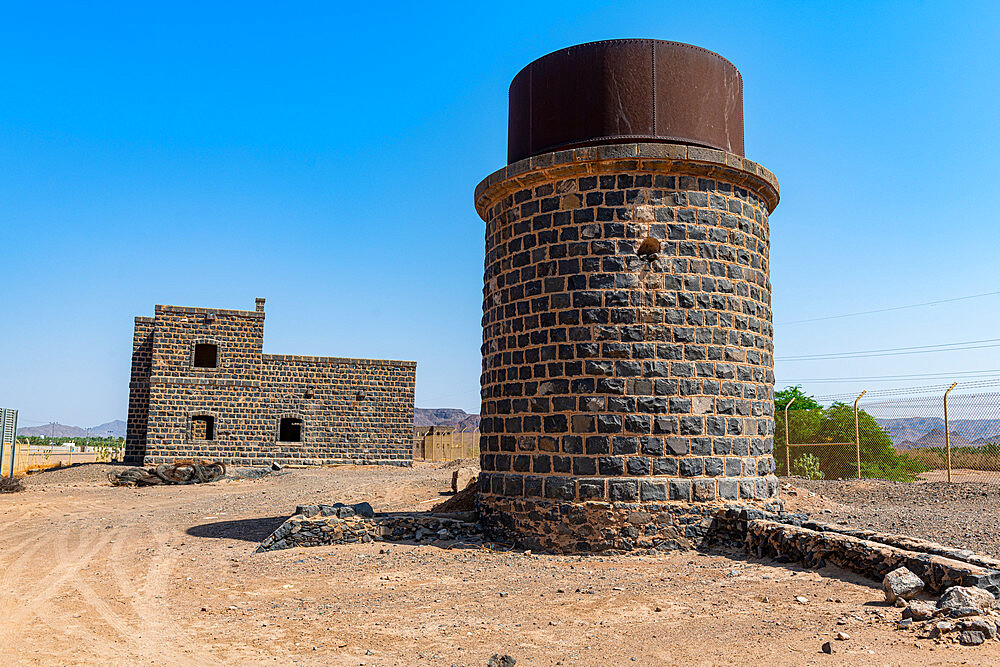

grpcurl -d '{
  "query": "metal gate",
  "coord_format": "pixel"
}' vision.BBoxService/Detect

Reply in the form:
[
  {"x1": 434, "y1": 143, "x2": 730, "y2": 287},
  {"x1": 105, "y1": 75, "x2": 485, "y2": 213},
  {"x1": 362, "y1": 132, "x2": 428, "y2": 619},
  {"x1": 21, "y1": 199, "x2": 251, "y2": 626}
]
[{"x1": 1, "y1": 408, "x2": 17, "y2": 478}]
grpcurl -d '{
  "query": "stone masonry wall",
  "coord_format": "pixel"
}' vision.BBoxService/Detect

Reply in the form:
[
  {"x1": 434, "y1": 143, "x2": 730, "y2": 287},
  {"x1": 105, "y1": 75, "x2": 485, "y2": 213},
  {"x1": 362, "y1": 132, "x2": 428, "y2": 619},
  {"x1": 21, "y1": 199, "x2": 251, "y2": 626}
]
[
  {"x1": 127, "y1": 300, "x2": 415, "y2": 467},
  {"x1": 473, "y1": 143, "x2": 780, "y2": 551},
  {"x1": 476, "y1": 144, "x2": 779, "y2": 504},
  {"x1": 123, "y1": 317, "x2": 154, "y2": 465},
  {"x1": 260, "y1": 355, "x2": 415, "y2": 465}
]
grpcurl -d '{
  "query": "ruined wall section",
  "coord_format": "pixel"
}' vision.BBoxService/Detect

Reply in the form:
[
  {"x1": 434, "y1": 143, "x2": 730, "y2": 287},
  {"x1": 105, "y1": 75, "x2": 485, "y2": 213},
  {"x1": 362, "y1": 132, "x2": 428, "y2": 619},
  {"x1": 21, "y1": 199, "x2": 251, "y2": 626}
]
[
  {"x1": 260, "y1": 355, "x2": 415, "y2": 465},
  {"x1": 123, "y1": 316, "x2": 155, "y2": 464}
]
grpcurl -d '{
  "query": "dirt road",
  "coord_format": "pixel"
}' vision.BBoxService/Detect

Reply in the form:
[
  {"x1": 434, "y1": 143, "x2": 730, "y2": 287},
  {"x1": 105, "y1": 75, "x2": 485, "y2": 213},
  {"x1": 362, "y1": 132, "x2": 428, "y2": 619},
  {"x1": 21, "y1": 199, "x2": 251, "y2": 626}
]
[{"x1": 1, "y1": 463, "x2": 996, "y2": 666}]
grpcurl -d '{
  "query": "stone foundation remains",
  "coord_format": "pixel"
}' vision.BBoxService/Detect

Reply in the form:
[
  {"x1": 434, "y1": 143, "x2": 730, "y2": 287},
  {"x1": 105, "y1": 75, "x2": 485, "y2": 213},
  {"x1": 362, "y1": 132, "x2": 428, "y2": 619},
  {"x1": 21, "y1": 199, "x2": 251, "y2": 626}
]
[
  {"x1": 256, "y1": 503, "x2": 481, "y2": 552},
  {"x1": 255, "y1": 499, "x2": 1000, "y2": 603}
]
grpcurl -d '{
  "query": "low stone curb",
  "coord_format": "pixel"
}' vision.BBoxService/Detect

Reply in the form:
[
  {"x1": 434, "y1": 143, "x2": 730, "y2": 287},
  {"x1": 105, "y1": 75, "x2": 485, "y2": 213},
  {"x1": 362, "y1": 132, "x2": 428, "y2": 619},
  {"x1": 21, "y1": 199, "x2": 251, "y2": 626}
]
[{"x1": 743, "y1": 518, "x2": 1000, "y2": 596}]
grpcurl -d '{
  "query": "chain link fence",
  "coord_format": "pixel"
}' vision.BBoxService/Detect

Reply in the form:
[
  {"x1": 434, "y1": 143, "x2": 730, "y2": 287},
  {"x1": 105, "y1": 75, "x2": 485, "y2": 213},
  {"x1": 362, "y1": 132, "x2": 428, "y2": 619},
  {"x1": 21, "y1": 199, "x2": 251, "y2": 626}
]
[
  {"x1": 776, "y1": 385, "x2": 1000, "y2": 482},
  {"x1": 413, "y1": 428, "x2": 481, "y2": 461}
]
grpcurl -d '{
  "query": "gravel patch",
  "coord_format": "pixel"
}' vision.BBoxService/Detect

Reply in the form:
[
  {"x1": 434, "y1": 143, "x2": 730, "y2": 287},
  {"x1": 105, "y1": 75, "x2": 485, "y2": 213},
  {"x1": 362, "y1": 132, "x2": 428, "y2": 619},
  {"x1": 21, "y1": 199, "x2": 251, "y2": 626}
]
[{"x1": 790, "y1": 478, "x2": 1000, "y2": 559}]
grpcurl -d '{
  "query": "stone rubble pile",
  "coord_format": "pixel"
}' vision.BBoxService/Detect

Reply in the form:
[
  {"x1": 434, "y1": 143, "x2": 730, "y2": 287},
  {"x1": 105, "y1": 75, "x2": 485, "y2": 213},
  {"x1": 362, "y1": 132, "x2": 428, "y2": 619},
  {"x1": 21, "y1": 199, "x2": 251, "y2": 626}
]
[
  {"x1": 885, "y1": 568, "x2": 1000, "y2": 648},
  {"x1": 256, "y1": 503, "x2": 482, "y2": 552}
]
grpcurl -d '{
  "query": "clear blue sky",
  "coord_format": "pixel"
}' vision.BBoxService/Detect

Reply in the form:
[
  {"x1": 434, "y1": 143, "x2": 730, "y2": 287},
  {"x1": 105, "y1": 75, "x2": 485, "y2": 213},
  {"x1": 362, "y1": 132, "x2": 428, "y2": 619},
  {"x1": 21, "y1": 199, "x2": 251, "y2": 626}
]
[{"x1": 2, "y1": 1, "x2": 999, "y2": 428}]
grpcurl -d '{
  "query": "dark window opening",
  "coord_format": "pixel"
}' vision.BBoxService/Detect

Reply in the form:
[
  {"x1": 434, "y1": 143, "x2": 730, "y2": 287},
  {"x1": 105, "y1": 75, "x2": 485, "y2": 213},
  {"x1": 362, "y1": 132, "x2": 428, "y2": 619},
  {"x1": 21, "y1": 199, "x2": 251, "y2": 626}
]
[
  {"x1": 194, "y1": 343, "x2": 218, "y2": 368},
  {"x1": 279, "y1": 417, "x2": 303, "y2": 442},
  {"x1": 192, "y1": 415, "x2": 215, "y2": 440}
]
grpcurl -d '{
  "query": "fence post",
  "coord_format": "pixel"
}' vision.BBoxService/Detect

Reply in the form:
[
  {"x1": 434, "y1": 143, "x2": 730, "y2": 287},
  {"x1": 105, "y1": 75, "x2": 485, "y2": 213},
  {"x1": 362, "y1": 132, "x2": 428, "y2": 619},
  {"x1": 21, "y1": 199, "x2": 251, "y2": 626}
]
[
  {"x1": 784, "y1": 397, "x2": 795, "y2": 476},
  {"x1": 853, "y1": 390, "x2": 867, "y2": 479},
  {"x1": 943, "y1": 382, "x2": 957, "y2": 483}
]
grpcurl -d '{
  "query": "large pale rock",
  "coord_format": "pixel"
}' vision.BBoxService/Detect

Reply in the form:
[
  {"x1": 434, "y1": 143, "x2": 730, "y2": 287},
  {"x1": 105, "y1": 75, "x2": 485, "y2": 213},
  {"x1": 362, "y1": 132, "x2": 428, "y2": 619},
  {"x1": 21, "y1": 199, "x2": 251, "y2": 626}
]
[
  {"x1": 937, "y1": 586, "x2": 997, "y2": 613},
  {"x1": 903, "y1": 600, "x2": 938, "y2": 621},
  {"x1": 883, "y1": 567, "x2": 924, "y2": 603}
]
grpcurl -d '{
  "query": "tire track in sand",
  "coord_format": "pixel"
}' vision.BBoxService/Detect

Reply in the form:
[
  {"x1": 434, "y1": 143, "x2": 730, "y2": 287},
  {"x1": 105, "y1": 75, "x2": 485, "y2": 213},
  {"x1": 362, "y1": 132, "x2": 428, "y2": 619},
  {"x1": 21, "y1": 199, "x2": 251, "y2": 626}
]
[{"x1": 0, "y1": 529, "x2": 114, "y2": 655}]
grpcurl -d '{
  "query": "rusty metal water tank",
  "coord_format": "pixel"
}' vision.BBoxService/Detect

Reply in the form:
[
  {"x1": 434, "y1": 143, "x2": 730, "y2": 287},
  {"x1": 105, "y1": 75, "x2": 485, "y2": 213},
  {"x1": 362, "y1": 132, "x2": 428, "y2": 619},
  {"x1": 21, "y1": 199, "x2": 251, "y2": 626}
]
[{"x1": 507, "y1": 39, "x2": 744, "y2": 164}]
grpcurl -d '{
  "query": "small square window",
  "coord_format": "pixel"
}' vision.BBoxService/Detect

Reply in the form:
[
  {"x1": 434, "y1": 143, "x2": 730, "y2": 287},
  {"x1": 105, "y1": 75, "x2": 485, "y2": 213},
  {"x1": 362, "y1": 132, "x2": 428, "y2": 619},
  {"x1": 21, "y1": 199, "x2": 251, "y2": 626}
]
[
  {"x1": 192, "y1": 415, "x2": 215, "y2": 440},
  {"x1": 279, "y1": 417, "x2": 303, "y2": 442},
  {"x1": 194, "y1": 343, "x2": 218, "y2": 368}
]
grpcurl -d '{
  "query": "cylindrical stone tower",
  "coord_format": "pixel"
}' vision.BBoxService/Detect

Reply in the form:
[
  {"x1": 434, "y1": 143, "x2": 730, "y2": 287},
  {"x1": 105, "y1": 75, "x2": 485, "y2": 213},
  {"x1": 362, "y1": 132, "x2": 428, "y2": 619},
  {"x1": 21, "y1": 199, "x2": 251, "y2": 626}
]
[{"x1": 474, "y1": 40, "x2": 781, "y2": 552}]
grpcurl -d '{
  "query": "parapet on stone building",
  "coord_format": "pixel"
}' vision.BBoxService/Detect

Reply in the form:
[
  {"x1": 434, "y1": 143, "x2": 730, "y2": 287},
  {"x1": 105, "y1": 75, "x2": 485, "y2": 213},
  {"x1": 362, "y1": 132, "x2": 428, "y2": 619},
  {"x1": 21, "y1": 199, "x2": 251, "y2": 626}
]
[{"x1": 124, "y1": 298, "x2": 415, "y2": 467}]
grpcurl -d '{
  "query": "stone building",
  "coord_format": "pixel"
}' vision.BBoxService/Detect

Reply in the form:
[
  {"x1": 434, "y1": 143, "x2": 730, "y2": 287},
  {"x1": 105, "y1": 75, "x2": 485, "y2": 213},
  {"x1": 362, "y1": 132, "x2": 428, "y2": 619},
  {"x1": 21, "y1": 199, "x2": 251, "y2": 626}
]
[
  {"x1": 473, "y1": 40, "x2": 781, "y2": 551},
  {"x1": 124, "y1": 298, "x2": 415, "y2": 467}
]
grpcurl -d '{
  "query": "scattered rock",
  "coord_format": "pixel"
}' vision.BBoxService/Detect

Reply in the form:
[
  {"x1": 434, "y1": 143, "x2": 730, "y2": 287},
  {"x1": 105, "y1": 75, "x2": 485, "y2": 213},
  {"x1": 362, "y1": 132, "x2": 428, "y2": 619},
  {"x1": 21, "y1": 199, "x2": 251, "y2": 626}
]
[
  {"x1": 487, "y1": 654, "x2": 516, "y2": 667},
  {"x1": 432, "y1": 478, "x2": 477, "y2": 513},
  {"x1": 903, "y1": 600, "x2": 937, "y2": 621},
  {"x1": 795, "y1": 596, "x2": 809, "y2": 604},
  {"x1": 835, "y1": 632, "x2": 849, "y2": 641},
  {"x1": 821, "y1": 641, "x2": 833, "y2": 654},
  {"x1": 958, "y1": 616, "x2": 997, "y2": 639},
  {"x1": 959, "y1": 630, "x2": 986, "y2": 646},
  {"x1": 937, "y1": 586, "x2": 996, "y2": 614},
  {"x1": 929, "y1": 621, "x2": 954, "y2": 639},
  {"x1": 882, "y1": 567, "x2": 924, "y2": 603},
  {"x1": 948, "y1": 606, "x2": 982, "y2": 619}
]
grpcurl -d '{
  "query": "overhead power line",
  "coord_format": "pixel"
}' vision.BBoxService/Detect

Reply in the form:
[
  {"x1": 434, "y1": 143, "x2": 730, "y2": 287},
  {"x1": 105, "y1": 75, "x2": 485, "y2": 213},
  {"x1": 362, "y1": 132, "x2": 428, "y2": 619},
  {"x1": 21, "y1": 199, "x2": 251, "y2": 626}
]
[
  {"x1": 813, "y1": 378, "x2": 1000, "y2": 401},
  {"x1": 776, "y1": 290, "x2": 1000, "y2": 326},
  {"x1": 776, "y1": 338, "x2": 1000, "y2": 361},
  {"x1": 777, "y1": 369, "x2": 1000, "y2": 383}
]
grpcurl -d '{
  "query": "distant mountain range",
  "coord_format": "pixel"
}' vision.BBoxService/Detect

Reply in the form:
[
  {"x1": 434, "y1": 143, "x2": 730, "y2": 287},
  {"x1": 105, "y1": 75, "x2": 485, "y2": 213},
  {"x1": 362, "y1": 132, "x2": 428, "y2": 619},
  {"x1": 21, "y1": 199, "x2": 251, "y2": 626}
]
[
  {"x1": 894, "y1": 427, "x2": 999, "y2": 450},
  {"x1": 414, "y1": 408, "x2": 480, "y2": 431},
  {"x1": 12, "y1": 410, "x2": 996, "y2": 445},
  {"x1": 876, "y1": 417, "x2": 1000, "y2": 444},
  {"x1": 876, "y1": 417, "x2": 1000, "y2": 448},
  {"x1": 18, "y1": 419, "x2": 126, "y2": 438}
]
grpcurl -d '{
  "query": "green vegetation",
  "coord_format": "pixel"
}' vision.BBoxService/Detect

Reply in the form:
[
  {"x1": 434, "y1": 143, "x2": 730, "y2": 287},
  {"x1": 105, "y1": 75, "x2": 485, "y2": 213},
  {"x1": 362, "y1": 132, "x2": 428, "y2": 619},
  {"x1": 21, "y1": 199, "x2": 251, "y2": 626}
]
[
  {"x1": 775, "y1": 385, "x2": 822, "y2": 412},
  {"x1": 774, "y1": 386, "x2": 927, "y2": 481},
  {"x1": 790, "y1": 453, "x2": 824, "y2": 480},
  {"x1": 20, "y1": 435, "x2": 123, "y2": 448}
]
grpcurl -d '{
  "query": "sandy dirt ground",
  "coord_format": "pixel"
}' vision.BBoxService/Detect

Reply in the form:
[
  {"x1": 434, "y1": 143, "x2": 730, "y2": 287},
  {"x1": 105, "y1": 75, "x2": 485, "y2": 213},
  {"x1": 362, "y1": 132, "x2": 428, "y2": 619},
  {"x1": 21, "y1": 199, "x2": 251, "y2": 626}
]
[{"x1": 1, "y1": 463, "x2": 998, "y2": 666}]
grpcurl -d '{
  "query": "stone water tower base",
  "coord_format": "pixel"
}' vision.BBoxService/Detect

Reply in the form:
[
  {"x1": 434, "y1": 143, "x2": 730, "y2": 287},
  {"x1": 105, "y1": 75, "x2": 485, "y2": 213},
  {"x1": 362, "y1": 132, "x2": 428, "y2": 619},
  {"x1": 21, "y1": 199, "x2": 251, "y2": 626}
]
[{"x1": 477, "y1": 496, "x2": 782, "y2": 552}]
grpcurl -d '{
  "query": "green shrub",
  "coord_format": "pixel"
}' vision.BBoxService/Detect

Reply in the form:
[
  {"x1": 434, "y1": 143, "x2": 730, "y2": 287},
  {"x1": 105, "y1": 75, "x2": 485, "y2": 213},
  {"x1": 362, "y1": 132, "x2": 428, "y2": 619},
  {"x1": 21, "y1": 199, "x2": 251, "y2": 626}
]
[{"x1": 791, "y1": 453, "x2": 825, "y2": 480}]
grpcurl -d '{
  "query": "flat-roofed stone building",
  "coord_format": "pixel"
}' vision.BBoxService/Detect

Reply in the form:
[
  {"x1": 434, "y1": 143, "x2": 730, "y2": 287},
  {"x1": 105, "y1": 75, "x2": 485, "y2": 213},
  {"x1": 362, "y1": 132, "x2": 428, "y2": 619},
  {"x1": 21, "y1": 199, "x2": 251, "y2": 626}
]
[{"x1": 124, "y1": 298, "x2": 415, "y2": 467}]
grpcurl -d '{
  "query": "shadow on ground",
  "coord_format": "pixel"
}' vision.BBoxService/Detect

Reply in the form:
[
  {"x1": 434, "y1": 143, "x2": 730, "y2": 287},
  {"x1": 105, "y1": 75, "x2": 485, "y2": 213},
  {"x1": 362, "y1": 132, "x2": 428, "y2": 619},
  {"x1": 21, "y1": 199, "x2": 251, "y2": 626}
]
[
  {"x1": 187, "y1": 516, "x2": 289, "y2": 542},
  {"x1": 707, "y1": 546, "x2": 882, "y2": 590}
]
